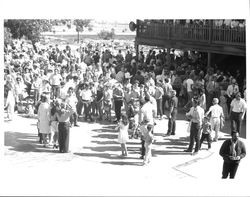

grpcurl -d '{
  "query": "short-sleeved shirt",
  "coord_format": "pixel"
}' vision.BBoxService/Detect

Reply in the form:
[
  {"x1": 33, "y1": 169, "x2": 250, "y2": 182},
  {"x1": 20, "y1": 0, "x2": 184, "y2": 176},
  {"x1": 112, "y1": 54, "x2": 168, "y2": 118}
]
[{"x1": 231, "y1": 98, "x2": 247, "y2": 113}]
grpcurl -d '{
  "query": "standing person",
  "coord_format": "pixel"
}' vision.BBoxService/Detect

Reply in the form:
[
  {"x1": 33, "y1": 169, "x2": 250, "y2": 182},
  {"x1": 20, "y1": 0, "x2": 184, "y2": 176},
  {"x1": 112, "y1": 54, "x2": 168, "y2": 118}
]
[
  {"x1": 184, "y1": 98, "x2": 204, "y2": 155},
  {"x1": 199, "y1": 116, "x2": 212, "y2": 150},
  {"x1": 65, "y1": 87, "x2": 79, "y2": 127},
  {"x1": 49, "y1": 68, "x2": 62, "y2": 99},
  {"x1": 226, "y1": 78, "x2": 239, "y2": 114},
  {"x1": 205, "y1": 98, "x2": 224, "y2": 142},
  {"x1": 80, "y1": 83, "x2": 93, "y2": 122},
  {"x1": 143, "y1": 124, "x2": 154, "y2": 165},
  {"x1": 49, "y1": 100, "x2": 59, "y2": 149},
  {"x1": 166, "y1": 90, "x2": 178, "y2": 136},
  {"x1": 4, "y1": 83, "x2": 16, "y2": 121},
  {"x1": 55, "y1": 101, "x2": 74, "y2": 153},
  {"x1": 117, "y1": 114, "x2": 129, "y2": 157},
  {"x1": 219, "y1": 131, "x2": 246, "y2": 179},
  {"x1": 96, "y1": 84, "x2": 104, "y2": 121},
  {"x1": 155, "y1": 82, "x2": 164, "y2": 119},
  {"x1": 113, "y1": 83, "x2": 124, "y2": 123},
  {"x1": 230, "y1": 92, "x2": 247, "y2": 134},
  {"x1": 37, "y1": 95, "x2": 51, "y2": 147}
]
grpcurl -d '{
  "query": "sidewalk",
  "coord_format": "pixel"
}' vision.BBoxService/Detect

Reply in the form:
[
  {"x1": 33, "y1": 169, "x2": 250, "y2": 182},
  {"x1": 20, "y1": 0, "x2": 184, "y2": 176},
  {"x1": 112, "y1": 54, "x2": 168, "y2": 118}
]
[{"x1": 2, "y1": 112, "x2": 249, "y2": 196}]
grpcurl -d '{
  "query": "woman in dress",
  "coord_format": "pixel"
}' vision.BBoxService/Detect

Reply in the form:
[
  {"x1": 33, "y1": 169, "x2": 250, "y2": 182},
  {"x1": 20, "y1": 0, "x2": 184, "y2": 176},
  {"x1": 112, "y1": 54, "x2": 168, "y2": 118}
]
[
  {"x1": 37, "y1": 95, "x2": 51, "y2": 147},
  {"x1": 117, "y1": 114, "x2": 129, "y2": 156}
]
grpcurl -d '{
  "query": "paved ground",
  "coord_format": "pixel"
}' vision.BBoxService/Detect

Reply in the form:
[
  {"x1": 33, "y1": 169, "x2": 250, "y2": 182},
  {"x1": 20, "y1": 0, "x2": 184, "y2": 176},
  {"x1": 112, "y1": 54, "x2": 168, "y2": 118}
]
[{"x1": 1, "y1": 111, "x2": 249, "y2": 196}]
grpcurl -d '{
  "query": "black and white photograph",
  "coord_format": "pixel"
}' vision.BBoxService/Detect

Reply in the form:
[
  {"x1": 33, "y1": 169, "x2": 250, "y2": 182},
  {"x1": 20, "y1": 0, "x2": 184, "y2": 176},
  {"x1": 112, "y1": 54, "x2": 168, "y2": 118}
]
[{"x1": 1, "y1": 0, "x2": 249, "y2": 196}]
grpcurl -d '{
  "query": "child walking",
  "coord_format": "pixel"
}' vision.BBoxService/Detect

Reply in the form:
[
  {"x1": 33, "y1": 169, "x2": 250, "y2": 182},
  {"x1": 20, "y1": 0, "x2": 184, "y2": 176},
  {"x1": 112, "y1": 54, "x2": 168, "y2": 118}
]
[{"x1": 199, "y1": 116, "x2": 212, "y2": 150}]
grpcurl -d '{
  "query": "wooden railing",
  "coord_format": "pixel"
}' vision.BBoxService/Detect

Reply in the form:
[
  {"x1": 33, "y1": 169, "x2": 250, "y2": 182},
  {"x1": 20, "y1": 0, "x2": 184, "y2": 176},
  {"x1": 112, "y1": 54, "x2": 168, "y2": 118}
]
[{"x1": 137, "y1": 21, "x2": 245, "y2": 46}]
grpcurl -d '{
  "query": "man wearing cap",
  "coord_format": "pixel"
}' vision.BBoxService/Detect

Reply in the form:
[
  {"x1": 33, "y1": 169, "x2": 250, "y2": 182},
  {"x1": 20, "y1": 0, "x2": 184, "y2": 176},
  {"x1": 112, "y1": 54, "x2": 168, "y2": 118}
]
[
  {"x1": 166, "y1": 90, "x2": 178, "y2": 136},
  {"x1": 184, "y1": 98, "x2": 205, "y2": 155},
  {"x1": 219, "y1": 131, "x2": 246, "y2": 178},
  {"x1": 205, "y1": 98, "x2": 224, "y2": 142},
  {"x1": 230, "y1": 92, "x2": 246, "y2": 134}
]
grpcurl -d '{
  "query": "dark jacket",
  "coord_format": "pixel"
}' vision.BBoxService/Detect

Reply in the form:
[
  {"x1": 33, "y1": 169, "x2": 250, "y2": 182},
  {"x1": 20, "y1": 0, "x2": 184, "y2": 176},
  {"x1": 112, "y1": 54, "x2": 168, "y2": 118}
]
[{"x1": 219, "y1": 139, "x2": 246, "y2": 164}]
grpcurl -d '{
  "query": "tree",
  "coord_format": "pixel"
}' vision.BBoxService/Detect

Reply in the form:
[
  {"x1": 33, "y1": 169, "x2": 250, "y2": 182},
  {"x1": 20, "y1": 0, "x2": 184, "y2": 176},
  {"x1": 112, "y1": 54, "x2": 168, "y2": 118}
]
[
  {"x1": 4, "y1": 27, "x2": 12, "y2": 46},
  {"x1": 4, "y1": 19, "x2": 52, "y2": 52},
  {"x1": 97, "y1": 30, "x2": 115, "y2": 40},
  {"x1": 73, "y1": 19, "x2": 92, "y2": 43}
]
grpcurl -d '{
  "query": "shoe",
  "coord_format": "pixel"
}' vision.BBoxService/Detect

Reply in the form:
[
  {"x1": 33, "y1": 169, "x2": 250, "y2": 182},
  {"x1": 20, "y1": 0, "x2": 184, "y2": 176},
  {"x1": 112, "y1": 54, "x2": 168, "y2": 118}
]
[
  {"x1": 192, "y1": 151, "x2": 198, "y2": 156},
  {"x1": 74, "y1": 124, "x2": 80, "y2": 127},
  {"x1": 164, "y1": 133, "x2": 171, "y2": 137},
  {"x1": 184, "y1": 149, "x2": 192, "y2": 152},
  {"x1": 213, "y1": 139, "x2": 218, "y2": 142},
  {"x1": 171, "y1": 133, "x2": 175, "y2": 135},
  {"x1": 140, "y1": 155, "x2": 144, "y2": 159}
]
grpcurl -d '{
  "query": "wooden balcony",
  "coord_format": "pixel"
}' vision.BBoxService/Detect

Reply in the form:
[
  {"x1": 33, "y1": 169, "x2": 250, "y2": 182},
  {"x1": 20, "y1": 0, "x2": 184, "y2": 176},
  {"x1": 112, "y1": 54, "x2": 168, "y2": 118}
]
[{"x1": 135, "y1": 20, "x2": 246, "y2": 56}]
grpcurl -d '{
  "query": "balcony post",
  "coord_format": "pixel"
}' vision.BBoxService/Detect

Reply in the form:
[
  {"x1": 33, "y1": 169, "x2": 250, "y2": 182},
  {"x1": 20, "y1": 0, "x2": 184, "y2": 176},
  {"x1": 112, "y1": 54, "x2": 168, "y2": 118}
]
[{"x1": 207, "y1": 52, "x2": 211, "y2": 67}]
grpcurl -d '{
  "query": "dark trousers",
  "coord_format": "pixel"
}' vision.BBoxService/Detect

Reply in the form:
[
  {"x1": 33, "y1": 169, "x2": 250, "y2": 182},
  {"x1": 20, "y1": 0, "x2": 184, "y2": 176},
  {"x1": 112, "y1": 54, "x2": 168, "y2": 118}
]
[
  {"x1": 200, "y1": 133, "x2": 212, "y2": 149},
  {"x1": 141, "y1": 139, "x2": 145, "y2": 156},
  {"x1": 96, "y1": 101, "x2": 103, "y2": 119},
  {"x1": 76, "y1": 101, "x2": 83, "y2": 116},
  {"x1": 83, "y1": 102, "x2": 92, "y2": 120},
  {"x1": 51, "y1": 85, "x2": 60, "y2": 99},
  {"x1": 114, "y1": 100, "x2": 123, "y2": 121},
  {"x1": 188, "y1": 122, "x2": 201, "y2": 152},
  {"x1": 230, "y1": 111, "x2": 242, "y2": 134},
  {"x1": 162, "y1": 95, "x2": 169, "y2": 115},
  {"x1": 58, "y1": 122, "x2": 70, "y2": 153},
  {"x1": 70, "y1": 111, "x2": 78, "y2": 126},
  {"x1": 222, "y1": 161, "x2": 239, "y2": 179},
  {"x1": 156, "y1": 98, "x2": 163, "y2": 117},
  {"x1": 167, "y1": 109, "x2": 177, "y2": 135}
]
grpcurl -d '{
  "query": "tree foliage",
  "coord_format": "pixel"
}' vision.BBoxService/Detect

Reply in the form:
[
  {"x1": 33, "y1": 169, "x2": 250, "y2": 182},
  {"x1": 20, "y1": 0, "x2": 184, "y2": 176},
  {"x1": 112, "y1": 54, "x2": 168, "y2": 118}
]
[
  {"x1": 74, "y1": 19, "x2": 92, "y2": 32},
  {"x1": 4, "y1": 19, "x2": 52, "y2": 43},
  {"x1": 97, "y1": 30, "x2": 115, "y2": 40},
  {"x1": 4, "y1": 27, "x2": 12, "y2": 45}
]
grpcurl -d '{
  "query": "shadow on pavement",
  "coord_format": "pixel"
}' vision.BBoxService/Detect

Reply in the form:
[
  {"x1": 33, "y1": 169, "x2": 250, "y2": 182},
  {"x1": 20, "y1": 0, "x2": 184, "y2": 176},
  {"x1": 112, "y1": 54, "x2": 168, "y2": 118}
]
[
  {"x1": 92, "y1": 134, "x2": 117, "y2": 139},
  {"x1": 4, "y1": 131, "x2": 57, "y2": 153},
  {"x1": 74, "y1": 152, "x2": 139, "y2": 160},
  {"x1": 102, "y1": 161, "x2": 143, "y2": 166}
]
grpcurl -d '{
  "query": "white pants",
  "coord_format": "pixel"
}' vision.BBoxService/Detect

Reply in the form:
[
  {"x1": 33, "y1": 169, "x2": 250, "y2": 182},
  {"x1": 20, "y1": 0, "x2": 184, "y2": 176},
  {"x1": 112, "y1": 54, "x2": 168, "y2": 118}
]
[{"x1": 210, "y1": 117, "x2": 220, "y2": 140}]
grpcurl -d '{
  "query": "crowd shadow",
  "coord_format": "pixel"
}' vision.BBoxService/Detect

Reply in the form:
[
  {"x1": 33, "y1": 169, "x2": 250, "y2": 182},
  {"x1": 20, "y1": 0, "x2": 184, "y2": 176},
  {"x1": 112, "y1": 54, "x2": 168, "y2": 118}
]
[
  {"x1": 4, "y1": 131, "x2": 57, "y2": 153},
  {"x1": 152, "y1": 137, "x2": 191, "y2": 156}
]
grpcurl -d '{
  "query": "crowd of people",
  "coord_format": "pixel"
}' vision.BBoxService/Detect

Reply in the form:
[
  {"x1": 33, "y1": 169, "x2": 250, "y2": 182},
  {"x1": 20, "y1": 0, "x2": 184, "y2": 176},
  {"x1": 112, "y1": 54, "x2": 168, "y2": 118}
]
[{"x1": 4, "y1": 38, "x2": 247, "y2": 171}]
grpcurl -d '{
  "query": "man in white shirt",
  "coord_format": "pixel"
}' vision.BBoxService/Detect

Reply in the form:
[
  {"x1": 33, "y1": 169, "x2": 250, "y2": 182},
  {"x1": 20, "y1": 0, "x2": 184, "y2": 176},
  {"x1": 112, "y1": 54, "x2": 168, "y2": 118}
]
[
  {"x1": 226, "y1": 79, "x2": 239, "y2": 113},
  {"x1": 49, "y1": 68, "x2": 62, "y2": 99},
  {"x1": 140, "y1": 95, "x2": 156, "y2": 126},
  {"x1": 80, "y1": 83, "x2": 93, "y2": 122},
  {"x1": 66, "y1": 87, "x2": 79, "y2": 127},
  {"x1": 205, "y1": 98, "x2": 224, "y2": 141},
  {"x1": 230, "y1": 92, "x2": 247, "y2": 134},
  {"x1": 185, "y1": 98, "x2": 205, "y2": 155}
]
